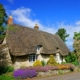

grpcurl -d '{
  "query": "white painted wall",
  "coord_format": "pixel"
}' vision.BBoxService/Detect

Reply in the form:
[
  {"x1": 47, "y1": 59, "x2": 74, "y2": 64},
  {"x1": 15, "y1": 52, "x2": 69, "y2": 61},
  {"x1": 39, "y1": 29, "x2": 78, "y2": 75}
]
[
  {"x1": 36, "y1": 46, "x2": 49, "y2": 63},
  {"x1": 56, "y1": 53, "x2": 62, "y2": 64},
  {"x1": 14, "y1": 57, "x2": 32, "y2": 70}
]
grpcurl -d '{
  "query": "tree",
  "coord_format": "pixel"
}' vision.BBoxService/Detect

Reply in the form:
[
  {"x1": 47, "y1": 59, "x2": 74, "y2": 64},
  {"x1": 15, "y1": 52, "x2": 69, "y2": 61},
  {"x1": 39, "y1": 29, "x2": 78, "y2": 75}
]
[
  {"x1": 0, "y1": 4, "x2": 7, "y2": 43},
  {"x1": 73, "y1": 32, "x2": 80, "y2": 64},
  {"x1": 0, "y1": 4, "x2": 7, "y2": 26},
  {"x1": 73, "y1": 32, "x2": 80, "y2": 40},
  {"x1": 55, "y1": 28, "x2": 69, "y2": 42}
]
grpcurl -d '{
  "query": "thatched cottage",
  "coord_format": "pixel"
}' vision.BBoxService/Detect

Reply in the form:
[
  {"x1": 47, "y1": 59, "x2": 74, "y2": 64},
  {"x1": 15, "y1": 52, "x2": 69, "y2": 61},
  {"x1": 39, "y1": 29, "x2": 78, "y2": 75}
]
[{"x1": 0, "y1": 16, "x2": 69, "y2": 69}]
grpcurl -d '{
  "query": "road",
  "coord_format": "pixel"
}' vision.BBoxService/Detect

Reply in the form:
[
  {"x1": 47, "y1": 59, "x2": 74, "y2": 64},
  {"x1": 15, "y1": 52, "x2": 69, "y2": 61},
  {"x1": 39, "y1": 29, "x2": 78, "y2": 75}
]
[{"x1": 32, "y1": 72, "x2": 80, "y2": 80}]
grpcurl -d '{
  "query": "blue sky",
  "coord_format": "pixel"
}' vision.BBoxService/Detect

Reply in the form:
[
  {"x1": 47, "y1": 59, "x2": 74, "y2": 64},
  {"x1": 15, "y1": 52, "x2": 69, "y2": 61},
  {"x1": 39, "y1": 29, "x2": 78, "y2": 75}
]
[{"x1": 1, "y1": 0, "x2": 80, "y2": 51}]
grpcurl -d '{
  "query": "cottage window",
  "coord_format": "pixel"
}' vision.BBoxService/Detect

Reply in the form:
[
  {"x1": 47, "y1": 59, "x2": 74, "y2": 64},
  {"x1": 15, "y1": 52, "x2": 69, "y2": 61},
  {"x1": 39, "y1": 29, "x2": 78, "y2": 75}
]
[{"x1": 29, "y1": 54, "x2": 37, "y2": 62}]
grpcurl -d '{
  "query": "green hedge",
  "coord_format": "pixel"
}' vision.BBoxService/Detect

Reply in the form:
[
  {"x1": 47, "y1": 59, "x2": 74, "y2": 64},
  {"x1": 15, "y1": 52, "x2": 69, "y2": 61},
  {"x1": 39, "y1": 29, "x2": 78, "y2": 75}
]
[
  {"x1": 0, "y1": 75, "x2": 14, "y2": 80},
  {"x1": 0, "y1": 66, "x2": 14, "y2": 75}
]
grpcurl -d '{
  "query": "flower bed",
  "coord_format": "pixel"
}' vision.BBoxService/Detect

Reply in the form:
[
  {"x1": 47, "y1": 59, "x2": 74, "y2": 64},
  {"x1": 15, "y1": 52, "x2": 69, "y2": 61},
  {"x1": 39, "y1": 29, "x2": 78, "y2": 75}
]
[
  {"x1": 13, "y1": 64, "x2": 75, "y2": 79},
  {"x1": 13, "y1": 69, "x2": 37, "y2": 79}
]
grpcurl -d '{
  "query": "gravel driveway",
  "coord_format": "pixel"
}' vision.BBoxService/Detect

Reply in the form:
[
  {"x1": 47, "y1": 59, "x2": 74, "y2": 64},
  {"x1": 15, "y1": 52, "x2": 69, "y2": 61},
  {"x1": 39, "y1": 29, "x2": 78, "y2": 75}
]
[{"x1": 32, "y1": 72, "x2": 80, "y2": 80}]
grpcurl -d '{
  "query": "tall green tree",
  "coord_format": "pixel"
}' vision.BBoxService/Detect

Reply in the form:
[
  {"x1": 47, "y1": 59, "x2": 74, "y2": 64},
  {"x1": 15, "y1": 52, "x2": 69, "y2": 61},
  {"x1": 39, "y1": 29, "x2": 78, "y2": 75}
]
[
  {"x1": 73, "y1": 32, "x2": 80, "y2": 40},
  {"x1": 0, "y1": 4, "x2": 7, "y2": 26},
  {"x1": 0, "y1": 4, "x2": 7, "y2": 43},
  {"x1": 55, "y1": 28, "x2": 69, "y2": 42}
]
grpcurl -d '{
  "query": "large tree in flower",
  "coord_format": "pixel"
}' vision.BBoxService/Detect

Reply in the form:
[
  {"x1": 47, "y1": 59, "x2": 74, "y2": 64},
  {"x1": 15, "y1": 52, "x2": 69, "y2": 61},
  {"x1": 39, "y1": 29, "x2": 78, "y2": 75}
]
[
  {"x1": 55, "y1": 28, "x2": 69, "y2": 42},
  {"x1": 0, "y1": 4, "x2": 7, "y2": 43},
  {"x1": 73, "y1": 32, "x2": 80, "y2": 63}
]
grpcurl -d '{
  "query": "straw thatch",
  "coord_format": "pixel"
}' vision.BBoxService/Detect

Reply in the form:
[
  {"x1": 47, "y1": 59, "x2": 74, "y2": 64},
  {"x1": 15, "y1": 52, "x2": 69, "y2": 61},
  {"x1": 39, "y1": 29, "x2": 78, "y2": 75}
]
[
  {"x1": 6, "y1": 24, "x2": 69, "y2": 56},
  {"x1": 0, "y1": 44, "x2": 7, "y2": 50}
]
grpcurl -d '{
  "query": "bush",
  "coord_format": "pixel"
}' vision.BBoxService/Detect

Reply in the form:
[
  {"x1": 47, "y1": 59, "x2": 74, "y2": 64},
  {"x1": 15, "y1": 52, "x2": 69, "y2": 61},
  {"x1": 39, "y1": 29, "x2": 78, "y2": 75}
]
[
  {"x1": 34, "y1": 66, "x2": 58, "y2": 72},
  {"x1": 0, "y1": 75, "x2": 14, "y2": 80},
  {"x1": 65, "y1": 52, "x2": 79, "y2": 66},
  {"x1": 57, "y1": 64, "x2": 70, "y2": 70},
  {"x1": 0, "y1": 66, "x2": 14, "y2": 75},
  {"x1": 33, "y1": 60, "x2": 42, "y2": 67},
  {"x1": 41, "y1": 60, "x2": 46, "y2": 66},
  {"x1": 57, "y1": 64, "x2": 75, "y2": 71},
  {"x1": 7, "y1": 66, "x2": 14, "y2": 72},
  {"x1": 13, "y1": 69, "x2": 37, "y2": 79},
  {"x1": 25, "y1": 66, "x2": 58, "y2": 72},
  {"x1": 47, "y1": 55, "x2": 58, "y2": 66}
]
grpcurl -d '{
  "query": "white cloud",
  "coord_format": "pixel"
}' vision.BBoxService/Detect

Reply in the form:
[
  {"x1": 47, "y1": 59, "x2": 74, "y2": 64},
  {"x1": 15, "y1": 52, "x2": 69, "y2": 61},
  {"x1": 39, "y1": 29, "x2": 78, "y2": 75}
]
[
  {"x1": 8, "y1": 7, "x2": 80, "y2": 51},
  {"x1": 75, "y1": 21, "x2": 80, "y2": 25},
  {"x1": 7, "y1": 0, "x2": 14, "y2": 4},
  {"x1": 9, "y1": 7, "x2": 57, "y2": 34},
  {"x1": 10, "y1": 7, "x2": 40, "y2": 27}
]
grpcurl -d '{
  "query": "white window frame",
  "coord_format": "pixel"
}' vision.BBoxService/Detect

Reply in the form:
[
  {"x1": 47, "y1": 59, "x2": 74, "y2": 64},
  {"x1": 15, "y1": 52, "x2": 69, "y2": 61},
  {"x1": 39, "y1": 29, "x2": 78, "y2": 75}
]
[{"x1": 29, "y1": 54, "x2": 37, "y2": 62}]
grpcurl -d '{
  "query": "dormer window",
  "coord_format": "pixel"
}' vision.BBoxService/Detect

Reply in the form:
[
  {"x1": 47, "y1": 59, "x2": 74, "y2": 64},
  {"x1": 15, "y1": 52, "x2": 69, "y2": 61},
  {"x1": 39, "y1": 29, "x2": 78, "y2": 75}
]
[
  {"x1": 37, "y1": 45, "x2": 42, "y2": 50},
  {"x1": 56, "y1": 47, "x2": 60, "y2": 53},
  {"x1": 56, "y1": 47, "x2": 59, "y2": 50},
  {"x1": 36, "y1": 45, "x2": 42, "y2": 54}
]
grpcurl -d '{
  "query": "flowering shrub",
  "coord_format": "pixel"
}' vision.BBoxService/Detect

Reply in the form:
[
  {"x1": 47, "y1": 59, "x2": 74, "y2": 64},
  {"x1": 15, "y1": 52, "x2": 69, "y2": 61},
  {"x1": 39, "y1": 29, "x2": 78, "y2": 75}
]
[
  {"x1": 26, "y1": 66, "x2": 58, "y2": 72},
  {"x1": 67, "y1": 64, "x2": 75, "y2": 71},
  {"x1": 33, "y1": 60, "x2": 42, "y2": 67},
  {"x1": 47, "y1": 55, "x2": 58, "y2": 66},
  {"x1": 57, "y1": 64, "x2": 75, "y2": 71},
  {"x1": 57, "y1": 64, "x2": 70, "y2": 70},
  {"x1": 26, "y1": 64, "x2": 74, "y2": 72},
  {"x1": 36, "y1": 66, "x2": 58, "y2": 72},
  {"x1": 13, "y1": 69, "x2": 37, "y2": 79},
  {"x1": 14, "y1": 64, "x2": 74, "y2": 79}
]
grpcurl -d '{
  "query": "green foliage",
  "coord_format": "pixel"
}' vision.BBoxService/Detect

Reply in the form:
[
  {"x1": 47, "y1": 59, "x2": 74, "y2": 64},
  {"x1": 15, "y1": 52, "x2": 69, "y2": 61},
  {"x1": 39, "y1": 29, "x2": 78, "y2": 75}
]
[
  {"x1": 0, "y1": 26, "x2": 5, "y2": 40},
  {"x1": 0, "y1": 26, "x2": 4, "y2": 32},
  {"x1": 0, "y1": 34, "x2": 5, "y2": 39},
  {"x1": 0, "y1": 66, "x2": 14, "y2": 75},
  {"x1": 41, "y1": 60, "x2": 46, "y2": 66},
  {"x1": 33, "y1": 60, "x2": 42, "y2": 67},
  {"x1": 55, "y1": 28, "x2": 69, "y2": 42},
  {"x1": 0, "y1": 4, "x2": 7, "y2": 43},
  {"x1": 7, "y1": 66, "x2": 14, "y2": 72},
  {"x1": 0, "y1": 4, "x2": 7, "y2": 26},
  {"x1": 0, "y1": 75, "x2": 14, "y2": 80},
  {"x1": 65, "y1": 52, "x2": 78, "y2": 66},
  {"x1": 47, "y1": 55, "x2": 58, "y2": 66},
  {"x1": 73, "y1": 32, "x2": 80, "y2": 40}
]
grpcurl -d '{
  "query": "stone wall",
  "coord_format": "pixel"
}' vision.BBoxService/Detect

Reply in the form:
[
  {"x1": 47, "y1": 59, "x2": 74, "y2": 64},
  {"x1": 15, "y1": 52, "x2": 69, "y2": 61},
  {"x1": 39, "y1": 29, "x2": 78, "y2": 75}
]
[
  {"x1": 0, "y1": 37, "x2": 12, "y2": 66},
  {"x1": 38, "y1": 70, "x2": 71, "y2": 77},
  {"x1": 0, "y1": 44, "x2": 12, "y2": 66}
]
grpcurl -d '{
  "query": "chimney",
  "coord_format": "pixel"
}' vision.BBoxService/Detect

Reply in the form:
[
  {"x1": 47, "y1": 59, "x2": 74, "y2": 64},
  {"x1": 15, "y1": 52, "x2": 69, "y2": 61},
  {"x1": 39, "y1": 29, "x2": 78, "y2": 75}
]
[
  {"x1": 34, "y1": 24, "x2": 39, "y2": 30},
  {"x1": 7, "y1": 16, "x2": 13, "y2": 25}
]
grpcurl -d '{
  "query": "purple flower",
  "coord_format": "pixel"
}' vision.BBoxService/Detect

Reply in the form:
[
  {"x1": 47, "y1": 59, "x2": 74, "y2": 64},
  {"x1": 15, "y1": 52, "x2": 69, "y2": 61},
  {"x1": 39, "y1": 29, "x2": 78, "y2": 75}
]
[{"x1": 13, "y1": 69, "x2": 37, "y2": 79}]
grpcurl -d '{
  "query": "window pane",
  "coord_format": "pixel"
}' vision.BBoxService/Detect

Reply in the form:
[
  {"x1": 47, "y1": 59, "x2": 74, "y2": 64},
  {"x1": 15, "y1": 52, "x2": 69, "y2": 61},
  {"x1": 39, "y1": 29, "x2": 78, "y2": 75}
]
[{"x1": 29, "y1": 54, "x2": 36, "y2": 62}]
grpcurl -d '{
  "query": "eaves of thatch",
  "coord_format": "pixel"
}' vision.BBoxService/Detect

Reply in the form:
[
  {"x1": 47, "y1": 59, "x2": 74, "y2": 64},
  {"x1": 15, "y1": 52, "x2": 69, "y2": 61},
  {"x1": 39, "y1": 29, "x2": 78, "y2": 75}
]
[{"x1": 6, "y1": 24, "x2": 69, "y2": 56}]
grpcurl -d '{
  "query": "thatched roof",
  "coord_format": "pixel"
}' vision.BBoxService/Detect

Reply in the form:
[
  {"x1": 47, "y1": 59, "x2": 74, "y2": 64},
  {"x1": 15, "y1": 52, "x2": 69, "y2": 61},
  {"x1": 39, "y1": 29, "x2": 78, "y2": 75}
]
[
  {"x1": 0, "y1": 44, "x2": 7, "y2": 50},
  {"x1": 6, "y1": 24, "x2": 69, "y2": 56}
]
